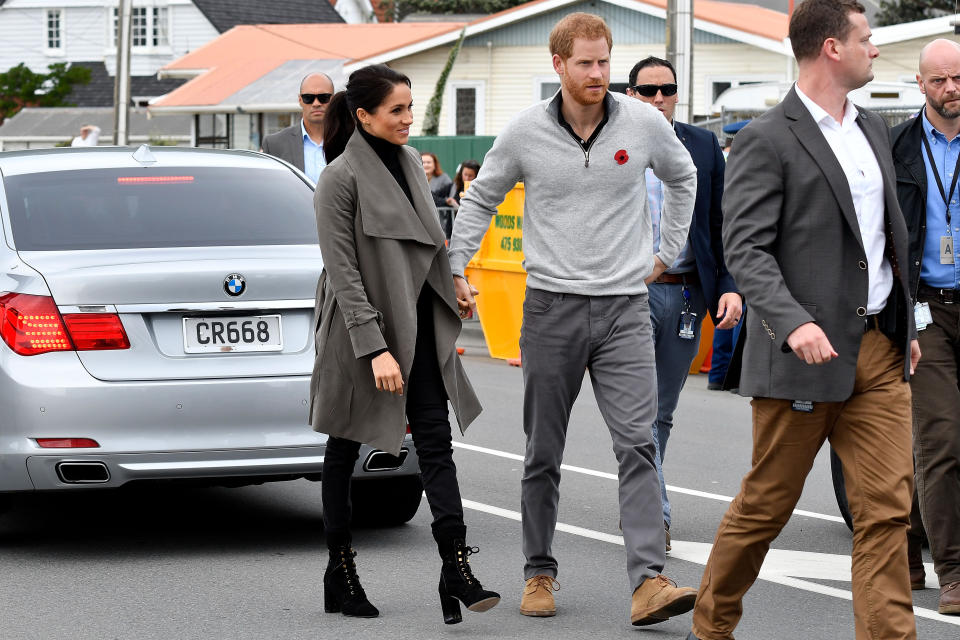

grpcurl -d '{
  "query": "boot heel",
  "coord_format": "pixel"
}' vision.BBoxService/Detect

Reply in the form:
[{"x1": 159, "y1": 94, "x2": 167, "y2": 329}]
[
  {"x1": 439, "y1": 579, "x2": 463, "y2": 625},
  {"x1": 324, "y1": 588, "x2": 341, "y2": 614}
]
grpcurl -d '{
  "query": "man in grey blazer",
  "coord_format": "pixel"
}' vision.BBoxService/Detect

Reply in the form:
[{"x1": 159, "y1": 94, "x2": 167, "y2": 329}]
[
  {"x1": 261, "y1": 73, "x2": 334, "y2": 182},
  {"x1": 688, "y1": 1, "x2": 921, "y2": 639}
]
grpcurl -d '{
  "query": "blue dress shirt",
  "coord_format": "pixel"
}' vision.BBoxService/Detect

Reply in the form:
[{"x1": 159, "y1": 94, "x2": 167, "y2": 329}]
[
  {"x1": 920, "y1": 109, "x2": 960, "y2": 289},
  {"x1": 301, "y1": 119, "x2": 326, "y2": 184},
  {"x1": 646, "y1": 166, "x2": 693, "y2": 273}
]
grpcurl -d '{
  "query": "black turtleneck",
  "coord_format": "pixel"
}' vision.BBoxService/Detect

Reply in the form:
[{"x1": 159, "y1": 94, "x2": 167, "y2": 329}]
[{"x1": 358, "y1": 125, "x2": 414, "y2": 207}]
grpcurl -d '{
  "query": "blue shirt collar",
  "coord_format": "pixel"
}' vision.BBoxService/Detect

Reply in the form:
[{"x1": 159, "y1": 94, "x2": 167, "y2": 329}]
[
  {"x1": 922, "y1": 108, "x2": 955, "y2": 144},
  {"x1": 301, "y1": 119, "x2": 323, "y2": 148}
]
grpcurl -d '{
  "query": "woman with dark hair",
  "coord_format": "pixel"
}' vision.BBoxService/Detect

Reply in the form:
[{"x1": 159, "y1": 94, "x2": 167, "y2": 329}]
[
  {"x1": 420, "y1": 151, "x2": 454, "y2": 209},
  {"x1": 445, "y1": 160, "x2": 481, "y2": 210},
  {"x1": 310, "y1": 63, "x2": 499, "y2": 624}
]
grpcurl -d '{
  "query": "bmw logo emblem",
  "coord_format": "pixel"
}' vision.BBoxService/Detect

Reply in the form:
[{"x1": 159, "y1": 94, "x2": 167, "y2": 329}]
[{"x1": 224, "y1": 274, "x2": 245, "y2": 296}]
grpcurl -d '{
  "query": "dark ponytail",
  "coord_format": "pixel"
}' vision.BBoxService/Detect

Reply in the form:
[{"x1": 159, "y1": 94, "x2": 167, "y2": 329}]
[{"x1": 322, "y1": 64, "x2": 411, "y2": 164}]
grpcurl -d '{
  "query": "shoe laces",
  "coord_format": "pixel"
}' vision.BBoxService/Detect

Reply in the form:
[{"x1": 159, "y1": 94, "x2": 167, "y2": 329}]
[
  {"x1": 335, "y1": 548, "x2": 366, "y2": 597},
  {"x1": 654, "y1": 574, "x2": 678, "y2": 590},
  {"x1": 455, "y1": 544, "x2": 481, "y2": 584},
  {"x1": 526, "y1": 575, "x2": 560, "y2": 595}
]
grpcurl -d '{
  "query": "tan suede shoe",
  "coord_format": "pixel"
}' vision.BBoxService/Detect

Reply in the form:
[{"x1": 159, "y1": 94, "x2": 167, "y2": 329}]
[
  {"x1": 520, "y1": 575, "x2": 559, "y2": 617},
  {"x1": 630, "y1": 574, "x2": 697, "y2": 626}
]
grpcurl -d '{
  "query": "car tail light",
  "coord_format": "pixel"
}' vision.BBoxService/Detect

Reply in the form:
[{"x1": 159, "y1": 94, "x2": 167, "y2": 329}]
[
  {"x1": 0, "y1": 292, "x2": 73, "y2": 355},
  {"x1": 35, "y1": 438, "x2": 100, "y2": 448},
  {"x1": 0, "y1": 293, "x2": 130, "y2": 355},
  {"x1": 62, "y1": 314, "x2": 130, "y2": 350}
]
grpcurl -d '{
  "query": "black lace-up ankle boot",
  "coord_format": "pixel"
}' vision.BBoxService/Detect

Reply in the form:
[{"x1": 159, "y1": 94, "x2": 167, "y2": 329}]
[
  {"x1": 435, "y1": 527, "x2": 500, "y2": 624},
  {"x1": 323, "y1": 542, "x2": 379, "y2": 618}
]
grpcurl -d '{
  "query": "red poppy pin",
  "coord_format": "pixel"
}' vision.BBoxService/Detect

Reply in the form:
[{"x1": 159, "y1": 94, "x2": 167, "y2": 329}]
[{"x1": 615, "y1": 149, "x2": 629, "y2": 165}]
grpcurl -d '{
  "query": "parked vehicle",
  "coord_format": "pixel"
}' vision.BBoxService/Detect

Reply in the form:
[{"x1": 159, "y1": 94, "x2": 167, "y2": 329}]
[{"x1": 0, "y1": 145, "x2": 422, "y2": 525}]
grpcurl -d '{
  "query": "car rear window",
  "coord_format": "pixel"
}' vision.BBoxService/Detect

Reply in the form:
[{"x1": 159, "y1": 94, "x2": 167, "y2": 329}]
[{"x1": 3, "y1": 166, "x2": 318, "y2": 250}]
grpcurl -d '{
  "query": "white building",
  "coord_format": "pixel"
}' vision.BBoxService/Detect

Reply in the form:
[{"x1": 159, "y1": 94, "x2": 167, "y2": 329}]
[{"x1": 0, "y1": 0, "x2": 345, "y2": 78}]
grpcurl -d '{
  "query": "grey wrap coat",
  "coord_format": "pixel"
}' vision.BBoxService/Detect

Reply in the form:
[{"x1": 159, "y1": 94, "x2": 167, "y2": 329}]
[{"x1": 309, "y1": 129, "x2": 482, "y2": 455}]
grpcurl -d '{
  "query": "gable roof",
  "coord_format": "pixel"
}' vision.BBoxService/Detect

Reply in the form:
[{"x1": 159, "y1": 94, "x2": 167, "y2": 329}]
[
  {"x1": 192, "y1": 0, "x2": 344, "y2": 32},
  {"x1": 151, "y1": 22, "x2": 464, "y2": 111}
]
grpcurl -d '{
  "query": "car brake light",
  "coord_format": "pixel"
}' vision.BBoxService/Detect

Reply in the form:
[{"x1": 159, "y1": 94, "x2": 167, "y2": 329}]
[
  {"x1": 62, "y1": 314, "x2": 130, "y2": 350},
  {"x1": 0, "y1": 292, "x2": 73, "y2": 355},
  {"x1": 117, "y1": 176, "x2": 194, "y2": 185},
  {"x1": 35, "y1": 438, "x2": 100, "y2": 448}
]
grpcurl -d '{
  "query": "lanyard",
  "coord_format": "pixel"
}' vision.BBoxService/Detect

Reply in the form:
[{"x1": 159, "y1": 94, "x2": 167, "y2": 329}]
[{"x1": 920, "y1": 124, "x2": 960, "y2": 227}]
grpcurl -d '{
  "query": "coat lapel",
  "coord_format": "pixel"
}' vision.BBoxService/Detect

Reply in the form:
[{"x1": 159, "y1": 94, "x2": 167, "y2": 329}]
[
  {"x1": 855, "y1": 108, "x2": 900, "y2": 230},
  {"x1": 288, "y1": 125, "x2": 305, "y2": 172},
  {"x1": 784, "y1": 88, "x2": 864, "y2": 250},
  {"x1": 343, "y1": 130, "x2": 440, "y2": 247}
]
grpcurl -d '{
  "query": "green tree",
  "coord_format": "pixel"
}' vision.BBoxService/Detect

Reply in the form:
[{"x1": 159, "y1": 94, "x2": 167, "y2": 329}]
[
  {"x1": 0, "y1": 62, "x2": 91, "y2": 124},
  {"x1": 421, "y1": 28, "x2": 466, "y2": 136},
  {"x1": 876, "y1": 0, "x2": 953, "y2": 26}
]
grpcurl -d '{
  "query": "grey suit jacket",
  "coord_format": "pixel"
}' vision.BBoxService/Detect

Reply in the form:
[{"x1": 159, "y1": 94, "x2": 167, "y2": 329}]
[
  {"x1": 261, "y1": 123, "x2": 304, "y2": 171},
  {"x1": 722, "y1": 87, "x2": 914, "y2": 402}
]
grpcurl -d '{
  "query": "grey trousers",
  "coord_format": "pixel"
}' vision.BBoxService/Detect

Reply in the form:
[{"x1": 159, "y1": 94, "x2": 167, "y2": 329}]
[{"x1": 518, "y1": 288, "x2": 665, "y2": 590}]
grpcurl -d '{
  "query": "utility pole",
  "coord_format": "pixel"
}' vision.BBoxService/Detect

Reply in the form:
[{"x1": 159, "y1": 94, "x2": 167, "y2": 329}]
[
  {"x1": 666, "y1": 0, "x2": 694, "y2": 122},
  {"x1": 113, "y1": 0, "x2": 132, "y2": 145}
]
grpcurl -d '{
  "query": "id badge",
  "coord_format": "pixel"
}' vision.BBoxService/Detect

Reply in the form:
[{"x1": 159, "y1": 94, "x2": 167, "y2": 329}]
[
  {"x1": 941, "y1": 236, "x2": 955, "y2": 264},
  {"x1": 915, "y1": 301, "x2": 933, "y2": 332},
  {"x1": 678, "y1": 311, "x2": 697, "y2": 340}
]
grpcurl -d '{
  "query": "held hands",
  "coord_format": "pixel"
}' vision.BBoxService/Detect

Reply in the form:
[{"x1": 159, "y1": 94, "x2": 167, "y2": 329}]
[
  {"x1": 786, "y1": 322, "x2": 838, "y2": 365},
  {"x1": 643, "y1": 256, "x2": 668, "y2": 285},
  {"x1": 715, "y1": 293, "x2": 743, "y2": 330},
  {"x1": 453, "y1": 275, "x2": 478, "y2": 319},
  {"x1": 372, "y1": 352, "x2": 403, "y2": 395}
]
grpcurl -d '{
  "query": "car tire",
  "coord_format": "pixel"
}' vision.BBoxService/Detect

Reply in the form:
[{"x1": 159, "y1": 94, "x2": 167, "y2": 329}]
[
  {"x1": 351, "y1": 474, "x2": 423, "y2": 527},
  {"x1": 830, "y1": 447, "x2": 854, "y2": 531}
]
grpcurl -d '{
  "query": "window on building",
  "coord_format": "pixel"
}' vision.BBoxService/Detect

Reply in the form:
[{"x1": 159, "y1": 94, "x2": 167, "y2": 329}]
[
  {"x1": 152, "y1": 7, "x2": 169, "y2": 47},
  {"x1": 113, "y1": 5, "x2": 170, "y2": 49},
  {"x1": 448, "y1": 82, "x2": 484, "y2": 136},
  {"x1": 45, "y1": 9, "x2": 63, "y2": 53},
  {"x1": 708, "y1": 77, "x2": 778, "y2": 106}
]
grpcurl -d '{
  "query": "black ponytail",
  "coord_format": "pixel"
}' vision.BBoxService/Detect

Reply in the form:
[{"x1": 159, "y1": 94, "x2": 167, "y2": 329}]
[
  {"x1": 323, "y1": 91, "x2": 353, "y2": 164},
  {"x1": 322, "y1": 64, "x2": 411, "y2": 164}
]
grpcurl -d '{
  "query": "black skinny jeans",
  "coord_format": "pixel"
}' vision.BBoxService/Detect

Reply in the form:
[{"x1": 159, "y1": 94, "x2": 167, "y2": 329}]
[{"x1": 322, "y1": 289, "x2": 465, "y2": 547}]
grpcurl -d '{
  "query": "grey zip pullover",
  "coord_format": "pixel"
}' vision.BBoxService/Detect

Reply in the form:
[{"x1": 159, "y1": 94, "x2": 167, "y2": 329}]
[{"x1": 448, "y1": 91, "x2": 696, "y2": 296}]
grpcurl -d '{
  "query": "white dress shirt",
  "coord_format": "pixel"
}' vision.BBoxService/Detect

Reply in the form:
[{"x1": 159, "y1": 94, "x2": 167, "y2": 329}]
[{"x1": 795, "y1": 84, "x2": 892, "y2": 314}]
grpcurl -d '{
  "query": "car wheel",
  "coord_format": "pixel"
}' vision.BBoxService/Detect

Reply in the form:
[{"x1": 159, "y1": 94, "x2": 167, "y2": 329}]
[
  {"x1": 830, "y1": 447, "x2": 854, "y2": 531},
  {"x1": 351, "y1": 475, "x2": 423, "y2": 527}
]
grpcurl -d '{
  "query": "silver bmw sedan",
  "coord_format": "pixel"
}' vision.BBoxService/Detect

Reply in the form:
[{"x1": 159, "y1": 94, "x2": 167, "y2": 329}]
[{"x1": 0, "y1": 145, "x2": 422, "y2": 525}]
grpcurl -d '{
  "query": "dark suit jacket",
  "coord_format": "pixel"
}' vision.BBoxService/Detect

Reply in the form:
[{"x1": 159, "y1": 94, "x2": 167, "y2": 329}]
[
  {"x1": 261, "y1": 123, "x2": 304, "y2": 171},
  {"x1": 723, "y1": 87, "x2": 914, "y2": 401},
  {"x1": 674, "y1": 121, "x2": 738, "y2": 321},
  {"x1": 890, "y1": 113, "x2": 927, "y2": 299}
]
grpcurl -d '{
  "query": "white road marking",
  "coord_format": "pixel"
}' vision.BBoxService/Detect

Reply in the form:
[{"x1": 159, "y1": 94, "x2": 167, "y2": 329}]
[
  {"x1": 461, "y1": 499, "x2": 959, "y2": 627},
  {"x1": 453, "y1": 441, "x2": 845, "y2": 523}
]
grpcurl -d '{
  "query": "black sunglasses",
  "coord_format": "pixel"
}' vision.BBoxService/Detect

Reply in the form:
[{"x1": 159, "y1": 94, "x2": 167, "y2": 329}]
[
  {"x1": 301, "y1": 92, "x2": 333, "y2": 105},
  {"x1": 630, "y1": 83, "x2": 678, "y2": 98}
]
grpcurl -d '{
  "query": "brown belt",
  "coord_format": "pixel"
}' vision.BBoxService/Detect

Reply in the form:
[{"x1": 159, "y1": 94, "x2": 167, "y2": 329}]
[{"x1": 653, "y1": 271, "x2": 699, "y2": 285}]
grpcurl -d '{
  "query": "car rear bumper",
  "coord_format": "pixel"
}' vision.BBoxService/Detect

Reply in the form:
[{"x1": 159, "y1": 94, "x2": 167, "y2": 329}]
[{"x1": 0, "y1": 350, "x2": 419, "y2": 492}]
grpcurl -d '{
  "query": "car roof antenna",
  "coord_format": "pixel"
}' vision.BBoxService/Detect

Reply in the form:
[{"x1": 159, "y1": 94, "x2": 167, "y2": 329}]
[{"x1": 132, "y1": 144, "x2": 158, "y2": 166}]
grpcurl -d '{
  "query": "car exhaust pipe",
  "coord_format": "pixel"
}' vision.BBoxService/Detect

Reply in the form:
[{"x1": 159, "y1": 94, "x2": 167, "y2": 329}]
[
  {"x1": 56, "y1": 462, "x2": 110, "y2": 484},
  {"x1": 362, "y1": 449, "x2": 408, "y2": 472}
]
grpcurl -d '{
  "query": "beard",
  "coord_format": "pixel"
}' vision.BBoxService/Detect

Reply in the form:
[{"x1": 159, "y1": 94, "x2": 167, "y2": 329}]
[
  {"x1": 929, "y1": 93, "x2": 960, "y2": 120},
  {"x1": 562, "y1": 71, "x2": 608, "y2": 106}
]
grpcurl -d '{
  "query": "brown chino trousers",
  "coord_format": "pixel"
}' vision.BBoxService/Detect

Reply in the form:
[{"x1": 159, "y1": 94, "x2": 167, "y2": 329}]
[
  {"x1": 911, "y1": 294, "x2": 960, "y2": 586},
  {"x1": 692, "y1": 329, "x2": 916, "y2": 640}
]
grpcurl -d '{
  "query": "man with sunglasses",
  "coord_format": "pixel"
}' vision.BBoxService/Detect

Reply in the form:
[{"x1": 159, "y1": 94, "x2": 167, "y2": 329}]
[
  {"x1": 626, "y1": 57, "x2": 740, "y2": 553},
  {"x1": 261, "y1": 73, "x2": 335, "y2": 183}
]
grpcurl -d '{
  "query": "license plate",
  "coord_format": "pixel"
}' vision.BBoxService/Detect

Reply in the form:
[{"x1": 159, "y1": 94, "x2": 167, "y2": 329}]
[{"x1": 182, "y1": 315, "x2": 283, "y2": 353}]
